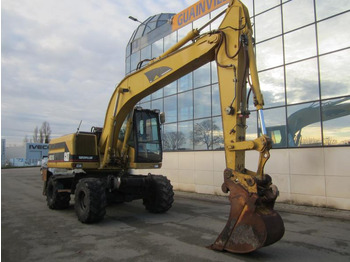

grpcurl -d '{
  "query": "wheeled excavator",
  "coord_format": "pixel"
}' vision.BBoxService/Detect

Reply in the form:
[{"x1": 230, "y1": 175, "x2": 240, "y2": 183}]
[{"x1": 41, "y1": 0, "x2": 284, "y2": 254}]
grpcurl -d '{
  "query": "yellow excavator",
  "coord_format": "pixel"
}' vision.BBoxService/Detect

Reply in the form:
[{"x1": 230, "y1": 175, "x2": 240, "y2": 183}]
[{"x1": 42, "y1": 0, "x2": 284, "y2": 254}]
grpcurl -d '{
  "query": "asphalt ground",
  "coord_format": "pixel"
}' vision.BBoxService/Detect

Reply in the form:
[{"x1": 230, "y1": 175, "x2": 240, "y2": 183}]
[{"x1": 2, "y1": 167, "x2": 350, "y2": 262}]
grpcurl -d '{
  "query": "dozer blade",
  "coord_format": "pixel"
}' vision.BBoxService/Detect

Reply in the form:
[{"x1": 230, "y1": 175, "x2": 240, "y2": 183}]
[{"x1": 209, "y1": 172, "x2": 285, "y2": 253}]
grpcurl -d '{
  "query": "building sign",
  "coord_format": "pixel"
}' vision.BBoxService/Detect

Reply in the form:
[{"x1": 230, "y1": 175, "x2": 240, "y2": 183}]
[
  {"x1": 172, "y1": 0, "x2": 230, "y2": 31},
  {"x1": 26, "y1": 143, "x2": 49, "y2": 165}
]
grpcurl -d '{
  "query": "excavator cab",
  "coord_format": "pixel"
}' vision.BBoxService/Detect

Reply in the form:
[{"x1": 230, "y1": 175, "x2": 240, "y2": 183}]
[
  {"x1": 133, "y1": 107, "x2": 163, "y2": 163},
  {"x1": 116, "y1": 107, "x2": 164, "y2": 169}
]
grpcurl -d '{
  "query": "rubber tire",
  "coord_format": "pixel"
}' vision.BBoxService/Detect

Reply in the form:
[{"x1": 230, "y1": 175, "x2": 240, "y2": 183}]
[
  {"x1": 46, "y1": 177, "x2": 70, "y2": 210},
  {"x1": 143, "y1": 175, "x2": 174, "y2": 213},
  {"x1": 74, "y1": 178, "x2": 107, "y2": 223}
]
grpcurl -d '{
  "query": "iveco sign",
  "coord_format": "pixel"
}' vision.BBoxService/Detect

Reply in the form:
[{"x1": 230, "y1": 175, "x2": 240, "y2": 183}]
[{"x1": 29, "y1": 144, "x2": 49, "y2": 150}]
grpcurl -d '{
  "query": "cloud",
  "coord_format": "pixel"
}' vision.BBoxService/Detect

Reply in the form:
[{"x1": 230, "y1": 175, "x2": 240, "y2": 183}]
[{"x1": 2, "y1": 0, "x2": 195, "y2": 145}]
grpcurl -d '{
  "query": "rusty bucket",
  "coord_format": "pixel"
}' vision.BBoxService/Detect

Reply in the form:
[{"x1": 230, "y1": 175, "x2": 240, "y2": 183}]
[{"x1": 209, "y1": 172, "x2": 285, "y2": 253}]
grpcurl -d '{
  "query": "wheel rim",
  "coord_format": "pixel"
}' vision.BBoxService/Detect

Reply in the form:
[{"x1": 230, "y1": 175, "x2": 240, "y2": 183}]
[{"x1": 78, "y1": 191, "x2": 87, "y2": 210}]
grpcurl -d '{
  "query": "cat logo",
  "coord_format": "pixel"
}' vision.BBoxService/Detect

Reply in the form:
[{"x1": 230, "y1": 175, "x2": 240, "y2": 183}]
[{"x1": 145, "y1": 66, "x2": 172, "y2": 83}]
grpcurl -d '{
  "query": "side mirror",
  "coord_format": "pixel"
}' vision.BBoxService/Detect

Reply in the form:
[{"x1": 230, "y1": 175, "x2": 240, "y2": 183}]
[{"x1": 159, "y1": 112, "x2": 166, "y2": 124}]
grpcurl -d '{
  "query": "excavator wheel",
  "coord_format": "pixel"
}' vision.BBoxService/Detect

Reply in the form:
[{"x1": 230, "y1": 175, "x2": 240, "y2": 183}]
[
  {"x1": 46, "y1": 176, "x2": 70, "y2": 210},
  {"x1": 143, "y1": 175, "x2": 174, "y2": 213},
  {"x1": 74, "y1": 178, "x2": 107, "y2": 223},
  {"x1": 209, "y1": 171, "x2": 285, "y2": 253}
]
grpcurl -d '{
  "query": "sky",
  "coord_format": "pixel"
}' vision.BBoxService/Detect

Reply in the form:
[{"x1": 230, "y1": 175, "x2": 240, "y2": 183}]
[{"x1": 1, "y1": 0, "x2": 195, "y2": 146}]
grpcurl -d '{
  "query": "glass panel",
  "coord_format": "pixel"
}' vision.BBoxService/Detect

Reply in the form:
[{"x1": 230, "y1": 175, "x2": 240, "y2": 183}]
[
  {"x1": 140, "y1": 45, "x2": 152, "y2": 67},
  {"x1": 178, "y1": 73, "x2": 193, "y2": 92},
  {"x1": 126, "y1": 44, "x2": 131, "y2": 57},
  {"x1": 319, "y1": 49, "x2": 350, "y2": 99},
  {"x1": 255, "y1": 0, "x2": 280, "y2": 14},
  {"x1": 194, "y1": 63, "x2": 211, "y2": 88},
  {"x1": 152, "y1": 38, "x2": 163, "y2": 58},
  {"x1": 152, "y1": 89, "x2": 163, "y2": 100},
  {"x1": 118, "y1": 118, "x2": 128, "y2": 141},
  {"x1": 283, "y1": 0, "x2": 315, "y2": 32},
  {"x1": 194, "y1": 86, "x2": 211, "y2": 119},
  {"x1": 178, "y1": 91, "x2": 193, "y2": 121},
  {"x1": 151, "y1": 98, "x2": 163, "y2": 112},
  {"x1": 286, "y1": 58, "x2": 319, "y2": 104},
  {"x1": 193, "y1": 14, "x2": 210, "y2": 31},
  {"x1": 211, "y1": 61, "x2": 218, "y2": 83},
  {"x1": 316, "y1": 0, "x2": 350, "y2": 21},
  {"x1": 284, "y1": 25, "x2": 316, "y2": 63},
  {"x1": 143, "y1": 16, "x2": 157, "y2": 35},
  {"x1": 194, "y1": 118, "x2": 212, "y2": 150},
  {"x1": 255, "y1": 7, "x2": 282, "y2": 42},
  {"x1": 164, "y1": 31, "x2": 177, "y2": 52},
  {"x1": 287, "y1": 102, "x2": 322, "y2": 147},
  {"x1": 263, "y1": 107, "x2": 287, "y2": 148},
  {"x1": 164, "y1": 81, "x2": 177, "y2": 96},
  {"x1": 145, "y1": 22, "x2": 157, "y2": 35},
  {"x1": 259, "y1": 67, "x2": 285, "y2": 108},
  {"x1": 135, "y1": 111, "x2": 162, "y2": 162},
  {"x1": 256, "y1": 36, "x2": 283, "y2": 70},
  {"x1": 130, "y1": 51, "x2": 140, "y2": 72},
  {"x1": 131, "y1": 40, "x2": 140, "y2": 54},
  {"x1": 140, "y1": 95, "x2": 150, "y2": 103},
  {"x1": 140, "y1": 101, "x2": 150, "y2": 109},
  {"x1": 125, "y1": 56, "x2": 131, "y2": 75},
  {"x1": 163, "y1": 123, "x2": 177, "y2": 151},
  {"x1": 134, "y1": 24, "x2": 146, "y2": 39},
  {"x1": 212, "y1": 116, "x2": 224, "y2": 150},
  {"x1": 322, "y1": 98, "x2": 350, "y2": 145},
  {"x1": 317, "y1": 12, "x2": 350, "y2": 55},
  {"x1": 246, "y1": 110, "x2": 257, "y2": 141},
  {"x1": 164, "y1": 95, "x2": 177, "y2": 123},
  {"x1": 178, "y1": 121, "x2": 193, "y2": 150},
  {"x1": 212, "y1": 84, "x2": 221, "y2": 116}
]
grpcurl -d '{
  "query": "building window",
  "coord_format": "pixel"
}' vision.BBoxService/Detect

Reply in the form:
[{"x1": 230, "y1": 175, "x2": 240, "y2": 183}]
[
  {"x1": 164, "y1": 95, "x2": 177, "y2": 123},
  {"x1": 255, "y1": 6, "x2": 281, "y2": 42},
  {"x1": 285, "y1": 58, "x2": 319, "y2": 105},
  {"x1": 322, "y1": 98, "x2": 350, "y2": 146},
  {"x1": 178, "y1": 91, "x2": 193, "y2": 121},
  {"x1": 194, "y1": 86, "x2": 211, "y2": 119},
  {"x1": 259, "y1": 67, "x2": 285, "y2": 107},
  {"x1": 256, "y1": 36, "x2": 283, "y2": 70},
  {"x1": 194, "y1": 118, "x2": 213, "y2": 150},
  {"x1": 163, "y1": 123, "x2": 177, "y2": 151},
  {"x1": 319, "y1": 49, "x2": 350, "y2": 99},
  {"x1": 287, "y1": 102, "x2": 322, "y2": 147},
  {"x1": 178, "y1": 73, "x2": 193, "y2": 92},
  {"x1": 282, "y1": 0, "x2": 314, "y2": 32},
  {"x1": 284, "y1": 25, "x2": 317, "y2": 64},
  {"x1": 317, "y1": 12, "x2": 350, "y2": 55},
  {"x1": 178, "y1": 121, "x2": 193, "y2": 150}
]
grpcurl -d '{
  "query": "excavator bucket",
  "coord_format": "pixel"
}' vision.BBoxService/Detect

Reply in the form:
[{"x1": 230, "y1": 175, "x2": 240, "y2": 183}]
[{"x1": 209, "y1": 170, "x2": 285, "y2": 253}]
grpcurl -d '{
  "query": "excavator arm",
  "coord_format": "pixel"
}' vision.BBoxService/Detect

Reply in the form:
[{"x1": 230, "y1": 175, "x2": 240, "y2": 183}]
[{"x1": 97, "y1": 0, "x2": 284, "y2": 253}]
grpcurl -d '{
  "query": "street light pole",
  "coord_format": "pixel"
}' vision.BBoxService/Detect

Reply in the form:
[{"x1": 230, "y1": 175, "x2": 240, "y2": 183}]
[{"x1": 128, "y1": 16, "x2": 152, "y2": 30}]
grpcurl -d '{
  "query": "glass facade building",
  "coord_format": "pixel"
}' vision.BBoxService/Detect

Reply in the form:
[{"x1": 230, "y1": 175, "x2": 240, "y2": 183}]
[{"x1": 126, "y1": 0, "x2": 350, "y2": 152}]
